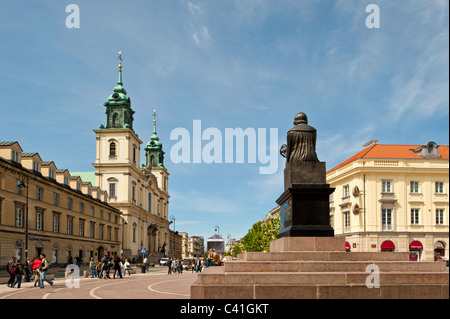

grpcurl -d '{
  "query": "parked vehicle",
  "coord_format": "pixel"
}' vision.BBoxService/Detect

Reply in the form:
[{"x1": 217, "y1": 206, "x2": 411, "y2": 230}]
[{"x1": 159, "y1": 258, "x2": 170, "y2": 266}]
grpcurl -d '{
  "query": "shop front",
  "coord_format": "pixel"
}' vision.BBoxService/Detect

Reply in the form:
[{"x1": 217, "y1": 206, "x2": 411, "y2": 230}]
[
  {"x1": 434, "y1": 241, "x2": 446, "y2": 261},
  {"x1": 380, "y1": 240, "x2": 395, "y2": 252},
  {"x1": 409, "y1": 240, "x2": 423, "y2": 261}
]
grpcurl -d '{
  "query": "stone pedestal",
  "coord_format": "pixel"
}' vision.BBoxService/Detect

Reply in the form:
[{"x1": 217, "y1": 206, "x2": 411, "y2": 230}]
[
  {"x1": 277, "y1": 183, "x2": 334, "y2": 238},
  {"x1": 190, "y1": 237, "x2": 449, "y2": 299}
]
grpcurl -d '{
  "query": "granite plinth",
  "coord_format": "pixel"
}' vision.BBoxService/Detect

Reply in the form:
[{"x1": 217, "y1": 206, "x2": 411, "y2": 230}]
[
  {"x1": 277, "y1": 184, "x2": 335, "y2": 238},
  {"x1": 190, "y1": 237, "x2": 449, "y2": 299}
]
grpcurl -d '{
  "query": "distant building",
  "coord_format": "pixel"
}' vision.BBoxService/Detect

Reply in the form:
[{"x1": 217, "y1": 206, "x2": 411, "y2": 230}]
[
  {"x1": 207, "y1": 234, "x2": 224, "y2": 255},
  {"x1": 327, "y1": 141, "x2": 449, "y2": 261},
  {"x1": 180, "y1": 233, "x2": 204, "y2": 258}
]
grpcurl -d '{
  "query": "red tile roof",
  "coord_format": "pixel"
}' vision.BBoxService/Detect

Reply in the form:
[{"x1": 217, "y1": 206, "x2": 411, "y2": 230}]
[{"x1": 327, "y1": 144, "x2": 449, "y2": 174}]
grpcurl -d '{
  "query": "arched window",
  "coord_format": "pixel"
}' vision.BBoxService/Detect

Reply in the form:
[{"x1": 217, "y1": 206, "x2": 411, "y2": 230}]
[
  {"x1": 110, "y1": 142, "x2": 116, "y2": 157},
  {"x1": 112, "y1": 113, "x2": 119, "y2": 128}
]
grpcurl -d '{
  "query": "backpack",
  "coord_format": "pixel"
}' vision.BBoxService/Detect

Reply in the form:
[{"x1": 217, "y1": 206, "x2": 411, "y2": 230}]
[{"x1": 12, "y1": 265, "x2": 20, "y2": 275}]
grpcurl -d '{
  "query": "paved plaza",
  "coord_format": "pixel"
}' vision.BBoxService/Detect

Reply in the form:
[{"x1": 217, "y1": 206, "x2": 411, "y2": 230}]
[{"x1": 0, "y1": 267, "x2": 197, "y2": 299}]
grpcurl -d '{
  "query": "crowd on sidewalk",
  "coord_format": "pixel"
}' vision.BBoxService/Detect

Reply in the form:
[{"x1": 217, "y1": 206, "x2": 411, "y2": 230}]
[
  {"x1": 5, "y1": 254, "x2": 53, "y2": 289},
  {"x1": 166, "y1": 248, "x2": 223, "y2": 274},
  {"x1": 88, "y1": 255, "x2": 132, "y2": 279}
]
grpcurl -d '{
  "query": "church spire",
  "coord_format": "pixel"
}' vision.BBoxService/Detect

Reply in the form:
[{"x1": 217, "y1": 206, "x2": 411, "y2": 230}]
[
  {"x1": 145, "y1": 109, "x2": 165, "y2": 167},
  {"x1": 102, "y1": 51, "x2": 135, "y2": 131}
]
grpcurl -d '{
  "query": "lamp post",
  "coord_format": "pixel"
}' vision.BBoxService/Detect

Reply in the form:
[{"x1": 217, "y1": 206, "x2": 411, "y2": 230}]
[
  {"x1": 17, "y1": 173, "x2": 30, "y2": 282},
  {"x1": 169, "y1": 215, "x2": 175, "y2": 257}
]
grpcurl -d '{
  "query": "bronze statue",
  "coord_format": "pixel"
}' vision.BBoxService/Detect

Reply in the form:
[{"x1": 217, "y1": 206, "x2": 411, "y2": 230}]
[{"x1": 284, "y1": 112, "x2": 319, "y2": 163}]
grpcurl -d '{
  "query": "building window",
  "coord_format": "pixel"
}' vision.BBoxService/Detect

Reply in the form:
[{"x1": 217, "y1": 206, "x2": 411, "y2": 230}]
[
  {"x1": 80, "y1": 219, "x2": 85, "y2": 237},
  {"x1": 114, "y1": 228, "x2": 119, "y2": 241},
  {"x1": 15, "y1": 207, "x2": 24, "y2": 227},
  {"x1": 107, "y1": 226, "x2": 111, "y2": 241},
  {"x1": 53, "y1": 193, "x2": 59, "y2": 206},
  {"x1": 88, "y1": 188, "x2": 91, "y2": 196},
  {"x1": 76, "y1": 182, "x2": 81, "y2": 191},
  {"x1": 67, "y1": 217, "x2": 73, "y2": 235},
  {"x1": 132, "y1": 223, "x2": 137, "y2": 242},
  {"x1": 343, "y1": 211, "x2": 350, "y2": 233},
  {"x1": 11, "y1": 150, "x2": 19, "y2": 162},
  {"x1": 99, "y1": 210, "x2": 103, "y2": 220},
  {"x1": 99, "y1": 224, "x2": 104, "y2": 240},
  {"x1": 109, "y1": 183, "x2": 116, "y2": 197},
  {"x1": 90, "y1": 222, "x2": 95, "y2": 238},
  {"x1": 36, "y1": 211, "x2": 43, "y2": 231},
  {"x1": 67, "y1": 198, "x2": 72, "y2": 210},
  {"x1": 410, "y1": 181, "x2": 419, "y2": 193},
  {"x1": 343, "y1": 185, "x2": 349, "y2": 198},
  {"x1": 79, "y1": 202, "x2": 84, "y2": 214},
  {"x1": 49, "y1": 169, "x2": 55, "y2": 179},
  {"x1": 53, "y1": 214, "x2": 60, "y2": 233},
  {"x1": 107, "y1": 213, "x2": 111, "y2": 222},
  {"x1": 148, "y1": 193, "x2": 152, "y2": 213},
  {"x1": 382, "y1": 180, "x2": 392, "y2": 193},
  {"x1": 36, "y1": 187, "x2": 42, "y2": 201},
  {"x1": 382, "y1": 208, "x2": 393, "y2": 231},
  {"x1": 436, "y1": 209, "x2": 444, "y2": 225},
  {"x1": 33, "y1": 161, "x2": 39, "y2": 171},
  {"x1": 110, "y1": 142, "x2": 116, "y2": 157},
  {"x1": 90, "y1": 207, "x2": 94, "y2": 217},
  {"x1": 435, "y1": 182, "x2": 444, "y2": 194},
  {"x1": 64, "y1": 176, "x2": 69, "y2": 185},
  {"x1": 411, "y1": 209, "x2": 420, "y2": 225}
]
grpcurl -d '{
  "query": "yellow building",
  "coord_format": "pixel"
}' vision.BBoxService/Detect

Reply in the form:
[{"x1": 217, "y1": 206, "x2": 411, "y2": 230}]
[
  {"x1": 327, "y1": 141, "x2": 449, "y2": 261},
  {"x1": 0, "y1": 141, "x2": 122, "y2": 268}
]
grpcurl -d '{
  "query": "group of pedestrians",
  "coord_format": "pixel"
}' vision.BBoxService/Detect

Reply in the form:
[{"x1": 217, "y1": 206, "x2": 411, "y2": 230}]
[
  {"x1": 6, "y1": 254, "x2": 53, "y2": 289},
  {"x1": 165, "y1": 252, "x2": 221, "y2": 275},
  {"x1": 88, "y1": 255, "x2": 132, "y2": 279}
]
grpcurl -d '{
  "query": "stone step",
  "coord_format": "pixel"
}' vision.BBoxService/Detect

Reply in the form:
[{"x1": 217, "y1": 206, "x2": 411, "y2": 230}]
[
  {"x1": 239, "y1": 251, "x2": 410, "y2": 262},
  {"x1": 190, "y1": 283, "x2": 449, "y2": 299},
  {"x1": 197, "y1": 270, "x2": 449, "y2": 286},
  {"x1": 224, "y1": 260, "x2": 447, "y2": 273}
]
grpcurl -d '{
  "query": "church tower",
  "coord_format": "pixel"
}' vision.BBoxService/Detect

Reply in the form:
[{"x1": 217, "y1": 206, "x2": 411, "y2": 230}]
[{"x1": 93, "y1": 58, "x2": 170, "y2": 260}]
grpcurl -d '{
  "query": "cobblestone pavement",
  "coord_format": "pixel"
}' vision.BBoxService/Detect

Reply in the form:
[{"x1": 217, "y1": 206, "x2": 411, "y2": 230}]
[{"x1": 0, "y1": 268, "x2": 197, "y2": 299}]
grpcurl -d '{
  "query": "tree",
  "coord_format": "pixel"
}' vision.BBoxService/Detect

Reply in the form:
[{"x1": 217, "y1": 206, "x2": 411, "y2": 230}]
[{"x1": 242, "y1": 215, "x2": 280, "y2": 252}]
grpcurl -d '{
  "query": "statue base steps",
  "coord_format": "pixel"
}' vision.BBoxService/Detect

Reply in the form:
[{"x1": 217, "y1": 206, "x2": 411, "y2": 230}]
[{"x1": 190, "y1": 237, "x2": 449, "y2": 299}]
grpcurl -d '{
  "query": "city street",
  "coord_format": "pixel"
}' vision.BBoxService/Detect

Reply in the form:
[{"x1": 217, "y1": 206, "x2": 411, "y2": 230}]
[{"x1": 0, "y1": 267, "x2": 197, "y2": 299}]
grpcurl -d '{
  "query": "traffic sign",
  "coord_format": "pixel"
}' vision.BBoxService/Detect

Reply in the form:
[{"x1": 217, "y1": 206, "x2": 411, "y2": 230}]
[{"x1": 140, "y1": 247, "x2": 147, "y2": 254}]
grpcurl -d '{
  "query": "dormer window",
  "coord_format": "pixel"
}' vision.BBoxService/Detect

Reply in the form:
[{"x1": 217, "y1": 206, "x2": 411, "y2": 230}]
[
  {"x1": 11, "y1": 150, "x2": 19, "y2": 162},
  {"x1": 411, "y1": 142, "x2": 440, "y2": 158},
  {"x1": 64, "y1": 176, "x2": 69, "y2": 185},
  {"x1": 33, "y1": 161, "x2": 39, "y2": 171}
]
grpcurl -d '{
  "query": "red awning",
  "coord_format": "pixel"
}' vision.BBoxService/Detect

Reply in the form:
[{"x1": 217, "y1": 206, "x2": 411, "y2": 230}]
[
  {"x1": 409, "y1": 240, "x2": 423, "y2": 250},
  {"x1": 381, "y1": 240, "x2": 395, "y2": 250},
  {"x1": 345, "y1": 242, "x2": 351, "y2": 250}
]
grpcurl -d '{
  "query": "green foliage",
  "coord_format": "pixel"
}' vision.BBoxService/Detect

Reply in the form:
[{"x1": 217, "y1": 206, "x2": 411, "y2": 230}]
[{"x1": 242, "y1": 215, "x2": 280, "y2": 252}]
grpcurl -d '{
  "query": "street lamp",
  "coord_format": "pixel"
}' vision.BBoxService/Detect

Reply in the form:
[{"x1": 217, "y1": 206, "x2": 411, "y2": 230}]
[
  {"x1": 169, "y1": 215, "x2": 175, "y2": 257},
  {"x1": 17, "y1": 173, "x2": 30, "y2": 282}
]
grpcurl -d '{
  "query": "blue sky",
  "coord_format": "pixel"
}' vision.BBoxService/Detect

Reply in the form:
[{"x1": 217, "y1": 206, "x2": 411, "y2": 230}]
[{"x1": 1, "y1": 0, "x2": 448, "y2": 244}]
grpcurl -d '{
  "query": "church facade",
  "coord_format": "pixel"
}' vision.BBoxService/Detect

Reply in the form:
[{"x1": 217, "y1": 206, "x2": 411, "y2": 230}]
[{"x1": 91, "y1": 62, "x2": 171, "y2": 261}]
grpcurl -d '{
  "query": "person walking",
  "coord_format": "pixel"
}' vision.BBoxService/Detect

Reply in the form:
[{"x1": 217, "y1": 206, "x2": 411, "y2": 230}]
[
  {"x1": 6, "y1": 256, "x2": 17, "y2": 288},
  {"x1": 30, "y1": 256, "x2": 42, "y2": 287},
  {"x1": 113, "y1": 255, "x2": 123, "y2": 279},
  {"x1": 11, "y1": 258, "x2": 24, "y2": 288},
  {"x1": 39, "y1": 254, "x2": 53, "y2": 288},
  {"x1": 123, "y1": 258, "x2": 131, "y2": 276},
  {"x1": 167, "y1": 258, "x2": 172, "y2": 274},
  {"x1": 89, "y1": 257, "x2": 97, "y2": 278},
  {"x1": 177, "y1": 259, "x2": 183, "y2": 274},
  {"x1": 98, "y1": 255, "x2": 108, "y2": 279}
]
